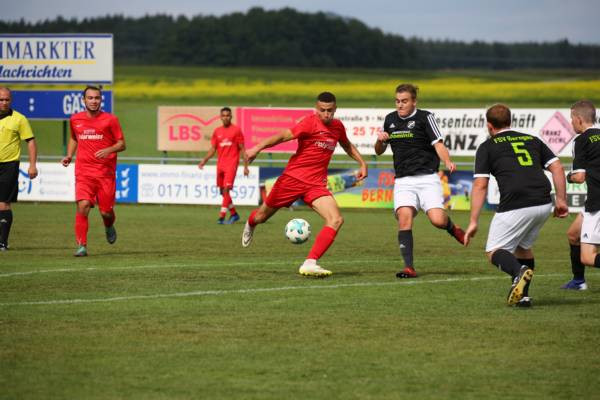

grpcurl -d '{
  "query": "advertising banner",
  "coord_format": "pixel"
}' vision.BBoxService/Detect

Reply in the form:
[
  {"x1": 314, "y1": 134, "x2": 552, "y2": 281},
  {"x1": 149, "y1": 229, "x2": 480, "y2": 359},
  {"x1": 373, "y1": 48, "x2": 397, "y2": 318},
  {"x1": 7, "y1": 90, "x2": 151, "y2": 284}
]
[
  {"x1": 138, "y1": 164, "x2": 259, "y2": 205},
  {"x1": 11, "y1": 90, "x2": 112, "y2": 120},
  {"x1": 115, "y1": 164, "x2": 138, "y2": 203},
  {"x1": 157, "y1": 106, "x2": 221, "y2": 151},
  {"x1": 0, "y1": 34, "x2": 113, "y2": 83},
  {"x1": 18, "y1": 162, "x2": 75, "y2": 202}
]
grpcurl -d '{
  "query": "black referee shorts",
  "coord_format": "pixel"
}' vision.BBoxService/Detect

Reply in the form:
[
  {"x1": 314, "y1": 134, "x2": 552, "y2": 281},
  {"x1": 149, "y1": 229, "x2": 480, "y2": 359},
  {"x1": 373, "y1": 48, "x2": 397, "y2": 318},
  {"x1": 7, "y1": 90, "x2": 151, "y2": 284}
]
[{"x1": 0, "y1": 161, "x2": 20, "y2": 203}]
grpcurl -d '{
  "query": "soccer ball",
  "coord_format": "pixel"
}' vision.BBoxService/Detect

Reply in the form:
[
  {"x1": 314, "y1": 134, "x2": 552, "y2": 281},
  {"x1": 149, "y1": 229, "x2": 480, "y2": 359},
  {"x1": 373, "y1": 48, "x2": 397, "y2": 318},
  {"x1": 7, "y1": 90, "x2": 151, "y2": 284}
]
[{"x1": 285, "y1": 218, "x2": 311, "y2": 244}]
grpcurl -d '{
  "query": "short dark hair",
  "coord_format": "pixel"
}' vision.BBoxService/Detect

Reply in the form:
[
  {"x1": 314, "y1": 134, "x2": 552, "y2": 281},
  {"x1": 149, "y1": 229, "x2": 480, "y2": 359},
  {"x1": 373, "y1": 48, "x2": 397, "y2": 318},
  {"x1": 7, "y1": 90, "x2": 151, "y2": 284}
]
[
  {"x1": 571, "y1": 100, "x2": 596, "y2": 124},
  {"x1": 395, "y1": 83, "x2": 418, "y2": 100},
  {"x1": 317, "y1": 92, "x2": 336, "y2": 103},
  {"x1": 486, "y1": 104, "x2": 511, "y2": 129},
  {"x1": 83, "y1": 85, "x2": 102, "y2": 97},
  {"x1": 220, "y1": 107, "x2": 232, "y2": 114}
]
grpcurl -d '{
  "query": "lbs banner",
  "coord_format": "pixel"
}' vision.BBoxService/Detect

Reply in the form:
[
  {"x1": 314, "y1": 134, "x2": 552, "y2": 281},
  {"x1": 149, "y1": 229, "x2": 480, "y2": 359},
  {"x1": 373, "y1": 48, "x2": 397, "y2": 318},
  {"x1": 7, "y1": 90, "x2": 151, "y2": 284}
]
[{"x1": 0, "y1": 34, "x2": 113, "y2": 83}]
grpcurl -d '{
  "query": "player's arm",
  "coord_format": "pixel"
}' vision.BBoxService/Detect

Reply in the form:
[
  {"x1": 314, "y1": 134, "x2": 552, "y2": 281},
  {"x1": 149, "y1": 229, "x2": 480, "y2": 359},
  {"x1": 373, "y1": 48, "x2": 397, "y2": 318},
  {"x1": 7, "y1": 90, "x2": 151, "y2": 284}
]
[
  {"x1": 238, "y1": 142, "x2": 250, "y2": 176},
  {"x1": 547, "y1": 160, "x2": 569, "y2": 218},
  {"x1": 374, "y1": 131, "x2": 389, "y2": 155},
  {"x1": 25, "y1": 138, "x2": 38, "y2": 179},
  {"x1": 339, "y1": 138, "x2": 368, "y2": 181},
  {"x1": 246, "y1": 129, "x2": 295, "y2": 163},
  {"x1": 433, "y1": 141, "x2": 456, "y2": 173},
  {"x1": 464, "y1": 177, "x2": 488, "y2": 246},
  {"x1": 567, "y1": 171, "x2": 585, "y2": 183},
  {"x1": 95, "y1": 138, "x2": 126, "y2": 159},
  {"x1": 61, "y1": 136, "x2": 78, "y2": 167},
  {"x1": 198, "y1": 146, "x2": 217, "y2": 169}
]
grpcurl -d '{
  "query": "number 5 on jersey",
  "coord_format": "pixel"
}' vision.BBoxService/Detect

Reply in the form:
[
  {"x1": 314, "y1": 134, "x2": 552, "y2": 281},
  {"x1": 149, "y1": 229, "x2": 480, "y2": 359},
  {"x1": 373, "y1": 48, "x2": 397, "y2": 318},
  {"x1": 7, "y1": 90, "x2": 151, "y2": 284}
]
[{"x1": 511, "y1": 142, "x2": 533, "y2": 166}]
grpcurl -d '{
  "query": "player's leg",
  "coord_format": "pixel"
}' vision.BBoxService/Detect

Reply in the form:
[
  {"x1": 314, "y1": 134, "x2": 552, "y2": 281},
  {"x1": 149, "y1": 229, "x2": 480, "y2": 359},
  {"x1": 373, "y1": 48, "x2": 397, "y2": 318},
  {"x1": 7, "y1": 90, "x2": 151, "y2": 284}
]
[
  {"x1": 75, "y1": 199, "x2": 92, "y2": 256},
  {"x1": 421, "y1": 173, "x2": 465, "y2": 244},
  {"x1": 97, "y1": 177, "x2": 117, "y2": 245},
  {"x1": 298, "y1": 194, "x2": 342, "y2": 277},
  {"x1": 393, "y1": 176, "x2": 419, "y2": 278},
  {"x1": 579, "y1": 211, "x2": 600, "y2": 268},
  {"x1": 241, "y1": 203, "x2": 278, "y2": 247},
  {"x1": 580, "y1": 243, "x2": 600, "y2": 267},
  {"x1": 0, "y1": 161, "x2": 19, "y2": 251},
  {"x1": 514, "y1": 246, "x2": 535, "y2": 307},
  {"x1": 216, "y1": 170, "x2": 227, "y2": 224},
  {"x1": 223, "y1": 169, "x2": 240, "y2": 224},
  {"x1": 562, "y1": 213, "x2": 586, "y2": 290}
]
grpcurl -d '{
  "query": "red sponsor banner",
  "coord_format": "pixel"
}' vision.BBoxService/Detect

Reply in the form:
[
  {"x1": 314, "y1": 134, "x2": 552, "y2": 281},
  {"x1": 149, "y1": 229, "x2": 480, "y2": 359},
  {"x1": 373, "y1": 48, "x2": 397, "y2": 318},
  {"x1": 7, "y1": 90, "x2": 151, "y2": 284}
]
[
  {"x1": 237, "y1": 107, "x2": 313, "y2": 152},
  {"x1": 157, "y1": 106, "x2": 223, "y2": 151}
]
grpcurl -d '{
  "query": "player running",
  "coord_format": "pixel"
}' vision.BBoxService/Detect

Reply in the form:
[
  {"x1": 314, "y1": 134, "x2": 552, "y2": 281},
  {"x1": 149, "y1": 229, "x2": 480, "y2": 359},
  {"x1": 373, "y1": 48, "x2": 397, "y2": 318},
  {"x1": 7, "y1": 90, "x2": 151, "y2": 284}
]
[
  {"x1": 198, "y1": 107, "x2": 249, "y2": 224},
  {"x1": 374, "y1": 83, "x2": 465, "y2": 279},
  {"x1": 241, "y1": 92, "x2": 368, "y2": 277},
  {"x1": 61, "y1": 85, "x2": 126, "y2": 257},
  {"x1": 465, "y1": 104, "x2": 568, "y2": 307}
]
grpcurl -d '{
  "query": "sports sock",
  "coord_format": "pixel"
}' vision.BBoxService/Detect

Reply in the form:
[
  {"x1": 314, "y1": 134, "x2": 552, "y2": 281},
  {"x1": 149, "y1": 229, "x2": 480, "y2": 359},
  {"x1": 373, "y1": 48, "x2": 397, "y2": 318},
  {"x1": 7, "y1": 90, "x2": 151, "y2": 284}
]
[
  {"x1": 75, "y1": 213, "x2": 89, "y2": 246},
  {"x1": 248, "y1": 209, "x2": 258, "y2": 227},
  {"x1": 517, "y1": 258, "x2": 535, "y2": 296},
  {"x1": 491, "y1": 249, "x2": 521, "y2": 277},
  {"x1": 397, "y1": 230, "x2": 414, "y2": 267},
  {"x1": 569, "y1": 244, "x2": 585, "y2": 280},
  {"x1": 221, "y1": 192, "x2": 232, "y2": 218},
  {"x1": 307, "y1": 226, "x2": 338, "y2": 260},
  {"x1": 444, "y1": 217, "x2": 455, "y2": 234},
  {"x1": 0, "y1": 209, "x2": 13, "y2": 246},
  {"x1": 101, "y1": 210, "x2": 116, "y2": 227},
  {"x1": 594, "y1": 254, "x2": 600, "y2": 268}
]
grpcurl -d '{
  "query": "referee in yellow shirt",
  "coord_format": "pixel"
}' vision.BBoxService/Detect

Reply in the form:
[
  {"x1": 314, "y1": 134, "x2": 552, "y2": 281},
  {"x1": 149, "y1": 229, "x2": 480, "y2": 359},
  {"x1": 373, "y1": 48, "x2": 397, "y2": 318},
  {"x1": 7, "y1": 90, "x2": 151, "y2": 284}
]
[{"x1": 0, "y1": 87, "x2": 38, "y2": 251}]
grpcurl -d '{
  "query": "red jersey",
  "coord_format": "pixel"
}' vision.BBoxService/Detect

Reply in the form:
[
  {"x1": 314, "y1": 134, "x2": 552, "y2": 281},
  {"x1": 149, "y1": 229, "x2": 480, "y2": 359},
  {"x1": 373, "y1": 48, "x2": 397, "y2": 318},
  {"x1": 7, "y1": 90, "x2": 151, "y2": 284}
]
[
  {"x1": 283, "y1": 114, "x2": 349, "y2": 185},
  {"x1": 70, "y1": 111, "x2": 124, "y2": 178},
  {"x1": 211, "y1": 124, "x2": 244, "y2": 170}
]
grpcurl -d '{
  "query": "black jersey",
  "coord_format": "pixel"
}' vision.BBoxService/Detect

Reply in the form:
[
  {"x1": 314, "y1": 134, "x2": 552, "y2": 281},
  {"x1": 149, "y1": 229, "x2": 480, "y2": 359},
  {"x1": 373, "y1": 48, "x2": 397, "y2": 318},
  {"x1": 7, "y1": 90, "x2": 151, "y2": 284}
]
[
  {"x1": 383, "y1": 109, "x2": 444, "y2": 178},
  {"x1": 572, "y1": 127, "x2": 600, "y2": 212},
  {"x1": 474, "y1": 130, "x2": 558, "y2": 212}
]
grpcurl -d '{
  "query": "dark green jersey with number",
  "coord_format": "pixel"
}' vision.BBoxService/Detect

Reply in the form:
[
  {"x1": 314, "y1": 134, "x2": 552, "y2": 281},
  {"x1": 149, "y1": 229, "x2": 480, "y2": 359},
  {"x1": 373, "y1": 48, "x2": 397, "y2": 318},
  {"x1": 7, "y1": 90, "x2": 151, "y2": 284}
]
[
  {"x1": 474, "y1": 130, "x2": 558, "y2": 212},
  {"x1": 572, "y1": 127, "x2": 600, "y2": 212}
]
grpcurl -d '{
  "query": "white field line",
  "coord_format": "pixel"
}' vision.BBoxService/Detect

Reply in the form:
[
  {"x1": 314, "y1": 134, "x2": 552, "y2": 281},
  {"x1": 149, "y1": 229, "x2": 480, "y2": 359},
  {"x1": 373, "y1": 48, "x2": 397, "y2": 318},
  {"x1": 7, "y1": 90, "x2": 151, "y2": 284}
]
[
  {"x1": 0, "y1": 273, "x2": 568, "y2": 307},
  {"x1": 0, "y1": 257, "x2": 574, "y2": 279}
]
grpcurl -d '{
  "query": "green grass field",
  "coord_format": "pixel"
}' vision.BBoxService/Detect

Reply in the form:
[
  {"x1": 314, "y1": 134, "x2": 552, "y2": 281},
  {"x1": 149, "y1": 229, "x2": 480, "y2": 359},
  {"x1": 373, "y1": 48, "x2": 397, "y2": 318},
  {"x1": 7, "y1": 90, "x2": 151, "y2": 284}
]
[{"x1": 1, "y1": 203, "x2": 599, "y2": 399}]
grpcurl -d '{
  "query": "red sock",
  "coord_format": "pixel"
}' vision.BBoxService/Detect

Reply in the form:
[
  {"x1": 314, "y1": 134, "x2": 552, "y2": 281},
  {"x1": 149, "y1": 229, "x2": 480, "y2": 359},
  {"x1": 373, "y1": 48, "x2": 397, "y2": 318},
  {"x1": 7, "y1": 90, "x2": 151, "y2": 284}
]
[
  {"x1": 221, "y1": 192, "x2": 231, "y2": 218},
  {"x1": 307, "y1": 226, "x2": 338, "y2": 260},
  {"x1": 75, "y1": 213, "x2": 89, "y2": 245},
  {"x1": 248, "y1": 209, "x2": 258, "y2": 227},
  {"x1": 101, "y1": 210, "x2": 116, "y2": 227}
]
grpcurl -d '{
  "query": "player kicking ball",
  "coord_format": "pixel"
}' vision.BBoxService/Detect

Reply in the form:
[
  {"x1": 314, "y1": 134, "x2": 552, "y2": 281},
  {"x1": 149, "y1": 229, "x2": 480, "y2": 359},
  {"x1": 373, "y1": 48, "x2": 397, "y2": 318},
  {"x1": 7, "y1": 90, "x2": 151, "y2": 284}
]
[
  {"x1": 61, "y1": 86, "x2": 126, "y2": 256},
  {"x1": 241, "y1": 92, "x2": 368, "y2": 277}
]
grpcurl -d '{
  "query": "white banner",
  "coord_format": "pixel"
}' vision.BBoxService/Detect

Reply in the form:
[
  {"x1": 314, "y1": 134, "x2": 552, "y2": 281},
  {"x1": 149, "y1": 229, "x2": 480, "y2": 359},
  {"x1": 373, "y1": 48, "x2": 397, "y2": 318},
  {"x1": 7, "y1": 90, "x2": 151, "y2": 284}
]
[
  {"x1": 138, "y1": 164, "x2": 260, "y2": 205},
  {"x1": 335, "y1": 108, "x2": 583, "y2": 157},
  {"x1": 0, "y1": 34, "x2": 113, "y2": 83},
  {"x1": 18, "y1": 162, "x2": 75, "y2": 202}
]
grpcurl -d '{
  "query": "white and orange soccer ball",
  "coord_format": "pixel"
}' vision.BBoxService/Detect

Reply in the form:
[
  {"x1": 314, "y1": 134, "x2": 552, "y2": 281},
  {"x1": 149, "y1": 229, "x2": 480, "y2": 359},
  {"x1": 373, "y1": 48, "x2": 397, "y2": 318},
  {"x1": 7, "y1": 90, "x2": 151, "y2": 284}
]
[{"x1": 285, "y1": 218, "x2": 311, "y2": 244}]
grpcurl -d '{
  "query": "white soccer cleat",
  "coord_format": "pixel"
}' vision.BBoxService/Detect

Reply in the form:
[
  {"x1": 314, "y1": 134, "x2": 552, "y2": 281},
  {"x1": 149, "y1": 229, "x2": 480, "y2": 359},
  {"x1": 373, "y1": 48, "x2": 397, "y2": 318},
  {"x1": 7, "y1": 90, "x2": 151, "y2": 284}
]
[
  {"x1": 298, "y1": 259, "x2": 332, "y2": 278},
  {"x1": 241, "y1": 221, "x2": 255, "y2": 247}
]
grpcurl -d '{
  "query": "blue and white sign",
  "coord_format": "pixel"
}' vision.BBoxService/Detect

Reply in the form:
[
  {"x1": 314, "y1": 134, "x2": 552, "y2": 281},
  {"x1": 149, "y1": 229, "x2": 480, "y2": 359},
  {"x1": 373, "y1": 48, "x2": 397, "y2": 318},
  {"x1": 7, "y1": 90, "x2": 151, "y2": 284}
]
[
  {"x1": 18, "y1": 162, "x2": 75, "y2": 202},
  {"x1": 116, "y1": 164, "x2": 138, "y2": 203},
  {"x1": 11, "y1": 90, "x2": 113, "y2": 120},
  {"x1": 0, "y1": 34, "x2": 113, "y2": 83}
]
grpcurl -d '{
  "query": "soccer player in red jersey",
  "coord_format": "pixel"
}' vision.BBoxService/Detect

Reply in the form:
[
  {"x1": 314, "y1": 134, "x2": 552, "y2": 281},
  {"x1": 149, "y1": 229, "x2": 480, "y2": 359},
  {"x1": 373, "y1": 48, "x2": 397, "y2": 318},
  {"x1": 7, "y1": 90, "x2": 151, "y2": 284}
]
[
  {"x1": 241, "y1": 92, "x2": 368, "y2": 277},
  {"x1": 198, "y1": 107, "x2": 249, "y2": 224},
  {"x1": 61, "y1": 86, "x2": 126, "y2": 257}
]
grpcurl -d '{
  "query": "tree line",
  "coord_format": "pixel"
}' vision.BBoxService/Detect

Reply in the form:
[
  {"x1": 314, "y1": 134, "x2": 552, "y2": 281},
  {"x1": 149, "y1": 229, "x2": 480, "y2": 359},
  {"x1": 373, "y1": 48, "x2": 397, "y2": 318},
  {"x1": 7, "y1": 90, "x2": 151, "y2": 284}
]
[{"x1": 2, "y1": 7, "x2": 599, "y2": 69}]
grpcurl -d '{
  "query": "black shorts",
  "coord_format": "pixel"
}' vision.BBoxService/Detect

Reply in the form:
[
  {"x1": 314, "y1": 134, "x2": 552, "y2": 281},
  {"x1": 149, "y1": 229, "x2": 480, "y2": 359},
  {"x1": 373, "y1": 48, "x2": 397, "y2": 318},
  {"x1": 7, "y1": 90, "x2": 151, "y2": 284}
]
[{"x1": 0, "y1": 161, "x2": 20, "y2": 203}]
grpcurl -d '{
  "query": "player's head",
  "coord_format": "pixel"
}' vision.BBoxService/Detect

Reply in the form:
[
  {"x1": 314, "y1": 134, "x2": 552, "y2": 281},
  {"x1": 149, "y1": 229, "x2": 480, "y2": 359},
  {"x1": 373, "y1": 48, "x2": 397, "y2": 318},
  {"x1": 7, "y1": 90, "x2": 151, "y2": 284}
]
[
  {"x1": 485, "y1": 104, "x2": 511, "y2": 135},
  {"x1": 315, "y1": 92, "x2": 337, "y2": 125},
  {"x1": 83, "y1": 85, "x2": 102, "y2": 113},
  {"x1": 220, "y1": 107, "x2": 232, "y2": 127},
  {"x1": 395, "y1": 83, "x2": 418, "y2": 118},
  {"x1": 0, "y1": 87, "x2": 11, "y2": 114},
  {"x1": 570, "y1": 100, "x2": 596, "y2": 134}
]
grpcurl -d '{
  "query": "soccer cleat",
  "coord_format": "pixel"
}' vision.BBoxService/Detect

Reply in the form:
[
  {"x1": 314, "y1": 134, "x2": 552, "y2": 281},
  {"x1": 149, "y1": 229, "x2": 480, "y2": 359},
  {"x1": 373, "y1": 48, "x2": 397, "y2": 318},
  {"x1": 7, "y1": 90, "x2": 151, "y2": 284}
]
[
  {"x1": 241, "y1": 221, "x2": 255, "y2": 247},
  {"x1": 451, "y1": 225, "x2": 466, "y2": 245},
  {"x1": 515, "y1": 296, "x2": 532, "y2": 308},
  {"x1": 105, "y1": 225, "x2": 117, "y2": 244},
  {"x1": 507, "y1": 266, "x2": 534, "y2": 305},
  {"x1": 0, "y1": 243, "x2": 6, "y2": 252},
  {"x1": 217, "y1": 217, "x2": 225, "y2": 225},
  {"x1": 227, "y1": 213, "x2": 240, "y2": 224},
  {"x1": 560, "y1": 279, "x2": 588, "y2": 291},
  {"x1": 74, "y1": 245, "x2": 88, "y2": 257},
  {"x1": 299, "y1": 260, "x2": 332, "y2": 277},
  {"x1": 396, "y1": 266, "x2": 418, "y2": 279}
]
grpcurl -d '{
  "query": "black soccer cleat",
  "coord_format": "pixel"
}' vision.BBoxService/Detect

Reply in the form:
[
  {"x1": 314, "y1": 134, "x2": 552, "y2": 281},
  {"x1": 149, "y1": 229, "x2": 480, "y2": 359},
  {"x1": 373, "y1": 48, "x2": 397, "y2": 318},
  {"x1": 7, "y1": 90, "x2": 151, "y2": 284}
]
[{"x1": 507, "y1": 266, "x2": 534, "y2": 305}]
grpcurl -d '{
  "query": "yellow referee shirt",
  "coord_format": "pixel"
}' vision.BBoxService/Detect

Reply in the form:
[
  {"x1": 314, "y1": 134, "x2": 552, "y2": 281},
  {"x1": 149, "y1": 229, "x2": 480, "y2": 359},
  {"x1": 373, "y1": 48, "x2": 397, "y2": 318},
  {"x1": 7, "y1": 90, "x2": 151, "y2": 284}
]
[{"x1": 0, "y1": 109, "x2": 34, "y2": 162}]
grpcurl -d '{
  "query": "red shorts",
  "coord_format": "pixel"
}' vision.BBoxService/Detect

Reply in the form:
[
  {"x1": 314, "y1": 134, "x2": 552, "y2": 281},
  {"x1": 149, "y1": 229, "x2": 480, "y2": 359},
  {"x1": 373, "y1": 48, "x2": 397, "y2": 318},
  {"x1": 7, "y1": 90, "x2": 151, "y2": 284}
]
[
  {"x1": 75, "y1": 175, "x2": 116, "y2": 212},
  {"x1": 217, "y1": 167, "x2": 237, "y2": 189},
  {"x1": 265, "y1": 174, "x2": 332, "y2": 208}
]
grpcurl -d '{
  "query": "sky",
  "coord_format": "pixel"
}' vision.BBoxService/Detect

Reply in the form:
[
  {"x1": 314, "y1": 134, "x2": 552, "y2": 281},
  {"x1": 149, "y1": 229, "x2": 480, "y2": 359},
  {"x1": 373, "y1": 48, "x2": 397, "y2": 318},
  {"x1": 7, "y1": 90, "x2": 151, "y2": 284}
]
[{"x1": 3, "y1": 0, "x2": 600, "y2": 45}]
